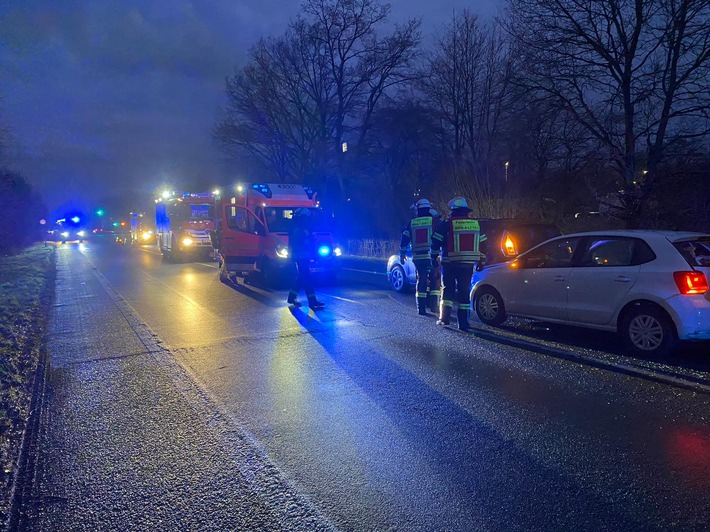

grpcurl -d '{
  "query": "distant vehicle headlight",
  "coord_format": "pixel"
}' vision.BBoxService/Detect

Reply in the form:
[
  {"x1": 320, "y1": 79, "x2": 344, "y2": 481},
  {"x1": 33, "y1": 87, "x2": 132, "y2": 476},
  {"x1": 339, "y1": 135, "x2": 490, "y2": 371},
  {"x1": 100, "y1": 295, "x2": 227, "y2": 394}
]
[
  {"x1": 182, "y1": 237, "x2": 193, "y2": 246},
  {"x1": 333, "y1": 246, "x2": 342, "y2": 257},
  {"x1": 276, "y1": 245, "x2": 289, "y2": 259},
  {"x1": 77, "y1": 230, "x2": 86, "y2": 237},
  {"x1": 61, "y1": 231, "x2": 69, "y2": 238},
  {"x1": 142, "y1": 232, "x2": 152, "y2": 240}
]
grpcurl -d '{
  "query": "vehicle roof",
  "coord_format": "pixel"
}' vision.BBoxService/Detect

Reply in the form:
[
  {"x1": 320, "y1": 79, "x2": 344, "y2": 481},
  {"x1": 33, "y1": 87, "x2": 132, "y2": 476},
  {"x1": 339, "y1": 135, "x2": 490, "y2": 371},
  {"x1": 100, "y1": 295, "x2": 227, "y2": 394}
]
[
  {"x1": 560, "y1": 229, "x2": 710, "y2": 240},
  {"x1": 477, "y1": 218, "x2": 558, "y2": 227}
]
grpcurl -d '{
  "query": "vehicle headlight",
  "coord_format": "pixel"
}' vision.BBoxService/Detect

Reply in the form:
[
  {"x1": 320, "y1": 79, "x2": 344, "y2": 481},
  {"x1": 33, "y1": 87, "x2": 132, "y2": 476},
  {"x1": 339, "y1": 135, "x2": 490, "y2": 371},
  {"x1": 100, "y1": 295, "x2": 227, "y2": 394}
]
[
  {"x1": 333, "y1": 246, "x2": 342, "y2": 257},
  {"x1": 318, "y1": 245, "x2": 331, "y2": 257},
  {"x1": 61, "y1": 231, "x2": 69, "y2": 238},
  {"x1": 276, "y1": 245, "x2": 289, "y2": 259},
  {"x1": 182, "y1": 237, "x2": 193, "y2": 246},
  {"x1": 142, "y1": 232, "x2": 152, "y2": 240},
  {"x1": 77, "y1": 231, "x2": 86, "y2": 237}
]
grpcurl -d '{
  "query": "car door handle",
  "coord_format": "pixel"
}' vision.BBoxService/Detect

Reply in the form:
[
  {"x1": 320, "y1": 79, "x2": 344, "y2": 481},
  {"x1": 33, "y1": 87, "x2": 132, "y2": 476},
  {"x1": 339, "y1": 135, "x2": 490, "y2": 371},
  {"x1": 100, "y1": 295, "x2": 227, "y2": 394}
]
[
  {"x1": 615, "y1": 276, "x2": 631, "y2": 282},
  {"x1": 553, "y1": 275, "x2": 566, "y2": 281}
]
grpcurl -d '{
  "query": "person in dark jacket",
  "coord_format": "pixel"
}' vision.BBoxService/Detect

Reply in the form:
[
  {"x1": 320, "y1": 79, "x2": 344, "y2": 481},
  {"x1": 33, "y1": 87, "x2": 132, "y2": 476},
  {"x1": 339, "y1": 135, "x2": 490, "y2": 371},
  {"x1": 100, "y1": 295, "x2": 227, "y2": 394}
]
[
  {"x1": 430, "y1": 197, "x2": 486, "y2": 331},
  {"x1": 287, "y1": 208, "x2": 325, "y2": 310}
]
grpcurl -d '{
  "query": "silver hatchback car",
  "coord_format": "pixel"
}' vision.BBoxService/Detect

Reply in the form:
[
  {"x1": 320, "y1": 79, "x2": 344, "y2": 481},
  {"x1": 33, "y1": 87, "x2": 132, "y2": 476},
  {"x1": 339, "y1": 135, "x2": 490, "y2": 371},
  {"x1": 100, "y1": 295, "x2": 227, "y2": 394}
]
[{"x1": 471, "y1": 230, "x2": 710, "y2": 356}]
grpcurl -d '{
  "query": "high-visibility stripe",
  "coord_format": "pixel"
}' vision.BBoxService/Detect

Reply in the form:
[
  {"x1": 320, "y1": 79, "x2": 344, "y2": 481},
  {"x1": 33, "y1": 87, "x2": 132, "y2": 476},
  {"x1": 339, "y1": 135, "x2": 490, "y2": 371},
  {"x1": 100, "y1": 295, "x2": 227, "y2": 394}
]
[
  {"x1": 416, "y1": 293, "x2": 427, "y2": 299},
  {"x1": 442, "y1": 299, "x2": 454, "y2": 308},
  {"x1": 429, "y1": 290, "x2": 441, "y2": 296},
  {"x1": 460, "y1": 303, "x2": 471, "y2": 310}
]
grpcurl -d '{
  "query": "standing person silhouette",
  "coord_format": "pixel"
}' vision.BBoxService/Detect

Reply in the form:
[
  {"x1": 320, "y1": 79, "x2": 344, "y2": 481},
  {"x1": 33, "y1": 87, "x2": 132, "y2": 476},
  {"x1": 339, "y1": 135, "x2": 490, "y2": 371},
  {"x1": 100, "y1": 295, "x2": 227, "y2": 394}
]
[{"x1": 287, "y1": 208, "x2": 325, "y2": 310}]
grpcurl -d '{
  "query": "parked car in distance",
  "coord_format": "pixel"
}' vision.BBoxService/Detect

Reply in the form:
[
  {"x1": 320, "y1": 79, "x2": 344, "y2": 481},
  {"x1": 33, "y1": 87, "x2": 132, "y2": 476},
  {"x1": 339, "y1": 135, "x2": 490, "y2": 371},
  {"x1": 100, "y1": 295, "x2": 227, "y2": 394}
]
[
  {"x1": 471, "y1": 230, "x2": 710, "y2": 357},
  {"x1": 50, "y1": 228, "x2": 88, "y2": 243},
  {"x1": 387, "y1": 218, "x2": 561, "y2": 292}
]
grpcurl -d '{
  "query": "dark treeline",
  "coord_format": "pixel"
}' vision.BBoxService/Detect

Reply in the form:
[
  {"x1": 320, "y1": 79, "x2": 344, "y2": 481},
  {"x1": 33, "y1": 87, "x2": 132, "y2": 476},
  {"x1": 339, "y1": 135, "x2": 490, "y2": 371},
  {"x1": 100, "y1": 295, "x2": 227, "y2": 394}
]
[
  {"x1": 0, "y1": 124, "x2": 47, "y2": 254},
  {"x1": 216, "y1": 0, "x2": 710, "y2": 238}
]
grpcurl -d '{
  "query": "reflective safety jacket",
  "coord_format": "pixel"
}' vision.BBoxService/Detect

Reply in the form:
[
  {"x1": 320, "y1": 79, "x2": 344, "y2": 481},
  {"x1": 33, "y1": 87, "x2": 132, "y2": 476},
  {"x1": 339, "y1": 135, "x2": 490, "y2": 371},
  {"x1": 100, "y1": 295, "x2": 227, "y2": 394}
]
[
  {"x1": 400, "y1": 215, "x2": 435, "y2": 261},
  {"x1": 431, "y1": 215, "x2": 486, "y2": 264}
]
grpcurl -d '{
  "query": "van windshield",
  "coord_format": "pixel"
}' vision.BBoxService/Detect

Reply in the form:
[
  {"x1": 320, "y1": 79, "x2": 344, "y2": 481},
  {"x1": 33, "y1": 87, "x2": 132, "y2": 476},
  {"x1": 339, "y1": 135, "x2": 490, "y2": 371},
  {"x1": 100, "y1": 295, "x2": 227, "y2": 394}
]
[{"x1": 262, "y1": 207, "x2": 332, "y2": 232}]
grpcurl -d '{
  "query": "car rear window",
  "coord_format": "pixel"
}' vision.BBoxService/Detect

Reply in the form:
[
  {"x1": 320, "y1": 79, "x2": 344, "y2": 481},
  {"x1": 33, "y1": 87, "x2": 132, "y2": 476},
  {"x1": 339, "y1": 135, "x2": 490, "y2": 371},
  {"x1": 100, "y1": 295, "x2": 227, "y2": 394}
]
[{"x1": 674, "y1": 238, "x2": 710, "y2": 267}]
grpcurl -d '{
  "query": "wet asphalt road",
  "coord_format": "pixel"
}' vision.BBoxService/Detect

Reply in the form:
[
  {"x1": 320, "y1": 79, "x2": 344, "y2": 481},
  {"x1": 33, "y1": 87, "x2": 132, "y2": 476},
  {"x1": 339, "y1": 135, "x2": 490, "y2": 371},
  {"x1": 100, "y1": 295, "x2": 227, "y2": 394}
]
[{"x1": 25, "y1": 240, "x2": 710, "y2": 530}]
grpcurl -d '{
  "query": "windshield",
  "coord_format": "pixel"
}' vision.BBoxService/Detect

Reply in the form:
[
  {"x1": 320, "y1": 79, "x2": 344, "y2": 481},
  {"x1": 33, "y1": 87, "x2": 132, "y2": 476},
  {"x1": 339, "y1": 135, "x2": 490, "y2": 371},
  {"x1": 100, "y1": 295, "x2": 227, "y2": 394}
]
[
  {"x1": 171, "y1": 202, "x2": 215, "y2": 222},
  {"x1": 262, "y1": 207, "x2": 332, "y2": 233}
]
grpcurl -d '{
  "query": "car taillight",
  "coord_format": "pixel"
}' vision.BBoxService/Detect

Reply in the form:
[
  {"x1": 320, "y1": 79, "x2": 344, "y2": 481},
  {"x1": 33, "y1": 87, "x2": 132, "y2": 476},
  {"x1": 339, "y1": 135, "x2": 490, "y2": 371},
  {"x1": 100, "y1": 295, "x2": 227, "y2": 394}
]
[
  {"x1": 673, "y1": 271, "x2": 709, "y2": 295},
  {"x1": 502, "y1": 232, "x2": 517, "y2": 256}
]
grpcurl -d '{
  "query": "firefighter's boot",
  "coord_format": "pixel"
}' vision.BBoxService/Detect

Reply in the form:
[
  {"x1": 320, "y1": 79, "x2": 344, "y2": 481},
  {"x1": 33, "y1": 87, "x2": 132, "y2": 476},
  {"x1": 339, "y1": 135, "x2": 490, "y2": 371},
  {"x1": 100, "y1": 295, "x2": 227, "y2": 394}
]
[
  {"x1": 457, "y1": 309, "x2": 471, "y2": 332},
  {"x1": 308, "y1": 295, "x2": 326, "y2": 310},
  {"x1": 287, "y1": 291, "x2": 302, "y2": 307},
  {"x1": 437, "y1": 305, "x2": 452, "y2": 326},
  {"x1": 417, "y1": 295, "x2": 428, "y2": 315}
]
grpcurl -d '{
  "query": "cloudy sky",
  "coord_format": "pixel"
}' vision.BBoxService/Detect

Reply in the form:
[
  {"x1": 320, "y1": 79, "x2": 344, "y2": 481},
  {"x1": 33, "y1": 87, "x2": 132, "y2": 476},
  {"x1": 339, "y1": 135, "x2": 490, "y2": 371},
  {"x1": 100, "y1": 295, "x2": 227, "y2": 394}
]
[{"x1": 0, "y1": 0, "x2": 500, "y2": 215}]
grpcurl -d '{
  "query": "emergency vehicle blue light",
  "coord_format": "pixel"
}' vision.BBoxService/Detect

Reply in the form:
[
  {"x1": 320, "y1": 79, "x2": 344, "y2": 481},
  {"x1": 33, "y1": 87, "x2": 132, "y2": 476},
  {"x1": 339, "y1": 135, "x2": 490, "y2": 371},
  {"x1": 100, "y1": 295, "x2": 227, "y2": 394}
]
[
  {"x1": 318, "y1": 245, "x2": 331, "y2": 257},
  {"x1": 71, "y1": 216, "x2": 81, "y2": 224},
  {"x1": 302, "y1": 186, "x2": 316, "y2": 199},
  {"x1": 251, "y1": 184, "x2": 272, "y2": 198}
]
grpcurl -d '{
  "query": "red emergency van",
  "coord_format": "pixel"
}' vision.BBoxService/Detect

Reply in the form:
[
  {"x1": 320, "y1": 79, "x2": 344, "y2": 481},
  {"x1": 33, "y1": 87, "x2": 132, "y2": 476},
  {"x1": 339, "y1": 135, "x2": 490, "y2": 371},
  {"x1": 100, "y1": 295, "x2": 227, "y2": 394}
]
[{"x1": 212, "y1": 183, "x2": 340, "y2": 284}]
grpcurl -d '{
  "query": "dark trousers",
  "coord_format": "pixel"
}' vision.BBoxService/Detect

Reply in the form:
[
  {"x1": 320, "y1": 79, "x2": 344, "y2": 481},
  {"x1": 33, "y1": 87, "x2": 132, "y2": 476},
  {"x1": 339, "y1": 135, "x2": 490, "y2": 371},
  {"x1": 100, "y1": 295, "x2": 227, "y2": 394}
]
[
  {"x1": 289, "y1": 259, "x2": 316, "y2": 301},
  {"x1": 441, "y1": 263, "x2": 474, "y2": 311},
  {"x1": 430, "y1": 263, "x2": 442, "y2": 296},
  {"x1": 413, "y1": 259, "x2": 432, "y2": 302}
]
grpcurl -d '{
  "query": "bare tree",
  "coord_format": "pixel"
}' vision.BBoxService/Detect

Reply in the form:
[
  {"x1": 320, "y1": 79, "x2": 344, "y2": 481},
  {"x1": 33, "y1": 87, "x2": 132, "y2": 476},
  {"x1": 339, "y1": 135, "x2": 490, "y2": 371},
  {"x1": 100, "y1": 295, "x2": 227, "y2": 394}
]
[
  {"x1": 421, "y1": 10, "x2": 515, "y2": 216},
  {"x1": 215, "y1": 0, "x2": 420, "y2": 201},
  {"x1": 503, "y1": 0, "x2": 710, "y2": 220}
]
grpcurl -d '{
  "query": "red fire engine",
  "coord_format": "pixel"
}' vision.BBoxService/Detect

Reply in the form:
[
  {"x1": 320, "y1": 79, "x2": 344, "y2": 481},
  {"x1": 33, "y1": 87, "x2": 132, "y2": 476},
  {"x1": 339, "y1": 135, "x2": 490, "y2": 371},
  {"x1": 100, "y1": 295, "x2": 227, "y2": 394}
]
[{"x1": 155, "y1": 192, "x2": 216, "y2": 261}]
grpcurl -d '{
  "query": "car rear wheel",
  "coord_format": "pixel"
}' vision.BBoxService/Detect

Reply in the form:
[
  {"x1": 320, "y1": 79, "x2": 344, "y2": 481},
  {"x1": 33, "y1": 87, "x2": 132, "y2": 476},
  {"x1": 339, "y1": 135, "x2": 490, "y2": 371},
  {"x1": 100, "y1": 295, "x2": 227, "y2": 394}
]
[
  {"x1": 474, "y1": 286, "x2": 506, "y2": 326},
  {"x1": 620, "y1": 304, "x2": 677, "y2": 357},
  {"x1": 390, "y1": 265, "x2": 407, "y2": 292}
]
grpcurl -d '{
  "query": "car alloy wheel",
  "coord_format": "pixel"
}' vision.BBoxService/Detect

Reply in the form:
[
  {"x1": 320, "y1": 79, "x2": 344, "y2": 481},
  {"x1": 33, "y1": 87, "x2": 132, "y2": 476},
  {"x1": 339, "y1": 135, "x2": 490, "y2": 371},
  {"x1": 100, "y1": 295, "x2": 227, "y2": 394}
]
[
  {"x1": 621, "y1": 305, "x2": 677, "y2": 357},
  {"x1": 390, "y1": 265, "x2": 406, "y2": 292},
  {"x1": 628, "y1": 315, "x2": 664, "y2": 351},
  {"x1": 474, "y1": 287, "x2": 506, "y2": 326}
]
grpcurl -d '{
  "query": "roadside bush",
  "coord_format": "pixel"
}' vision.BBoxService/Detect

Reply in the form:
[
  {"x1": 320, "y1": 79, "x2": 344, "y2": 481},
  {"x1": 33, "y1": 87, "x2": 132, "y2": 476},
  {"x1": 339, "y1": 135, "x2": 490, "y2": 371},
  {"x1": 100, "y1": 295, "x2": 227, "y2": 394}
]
[
  {"x1": 346, "y1": 238, "x2": 399, "y2": 258},
  {"x1": 0, "y1": 169, "x2": 46, "y2": 255}
]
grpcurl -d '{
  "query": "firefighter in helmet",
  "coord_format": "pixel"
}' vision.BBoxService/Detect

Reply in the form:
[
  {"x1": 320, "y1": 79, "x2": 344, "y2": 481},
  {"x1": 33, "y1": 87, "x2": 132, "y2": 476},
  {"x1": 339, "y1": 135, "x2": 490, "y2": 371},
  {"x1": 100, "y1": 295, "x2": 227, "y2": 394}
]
[
  {"x1": 400, "y1": 198, "x2": 437, "y2": 315},
  {"x1": 287, "y1": 208, "x2": 325, "y2": 310},
  {"x1": 430, "y1": 197, "x2": 486, "y2": 331}
]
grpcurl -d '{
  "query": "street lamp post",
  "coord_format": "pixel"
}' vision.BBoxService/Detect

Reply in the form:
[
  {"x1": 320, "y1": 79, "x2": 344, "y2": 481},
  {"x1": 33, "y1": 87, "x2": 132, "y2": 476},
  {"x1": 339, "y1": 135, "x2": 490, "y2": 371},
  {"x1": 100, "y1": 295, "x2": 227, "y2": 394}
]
[{"x1": 505, "y1": 161, "x2": 509, "y2": 182}]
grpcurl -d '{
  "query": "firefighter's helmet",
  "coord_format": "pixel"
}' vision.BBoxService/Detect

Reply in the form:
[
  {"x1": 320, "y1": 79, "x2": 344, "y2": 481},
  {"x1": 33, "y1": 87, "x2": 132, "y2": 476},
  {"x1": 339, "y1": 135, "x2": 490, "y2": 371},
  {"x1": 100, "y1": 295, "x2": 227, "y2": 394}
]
[
  {"x1": 448, "y1": 196, "x2": 469, "y2": 210},
  {"x1": 416, "y1": 198, "x2": 432, "y2": 209}
]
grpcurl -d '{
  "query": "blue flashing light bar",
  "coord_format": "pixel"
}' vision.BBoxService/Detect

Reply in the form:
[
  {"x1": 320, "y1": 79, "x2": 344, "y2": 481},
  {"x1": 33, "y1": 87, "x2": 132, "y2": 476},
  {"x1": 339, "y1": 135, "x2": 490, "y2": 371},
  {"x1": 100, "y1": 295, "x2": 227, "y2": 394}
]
[
  {"x1": 251, "y1": 184, "x2": 273, "y2": 198},
  {"x1": 302, "y1": 186, "x2": 316, "y2": 199},
  {"x1": 318, "y1": 245, "x2": 331, "y2": 257}
]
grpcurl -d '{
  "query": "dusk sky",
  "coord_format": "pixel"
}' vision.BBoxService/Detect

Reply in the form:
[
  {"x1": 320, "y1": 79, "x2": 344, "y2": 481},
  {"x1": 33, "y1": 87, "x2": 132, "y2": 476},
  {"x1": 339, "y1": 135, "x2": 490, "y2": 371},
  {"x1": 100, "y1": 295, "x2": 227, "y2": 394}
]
[{"x1": 0, "y1": 0, "x2": 501, "y2": 215}]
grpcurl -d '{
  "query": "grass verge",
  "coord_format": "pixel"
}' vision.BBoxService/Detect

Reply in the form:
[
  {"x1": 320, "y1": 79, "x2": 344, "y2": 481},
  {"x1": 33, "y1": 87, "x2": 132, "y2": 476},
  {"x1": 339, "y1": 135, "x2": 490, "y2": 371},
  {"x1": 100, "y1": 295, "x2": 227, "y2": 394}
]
[{"x1": 0, "y1": 245, "x2": 55, "y2": 521}]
